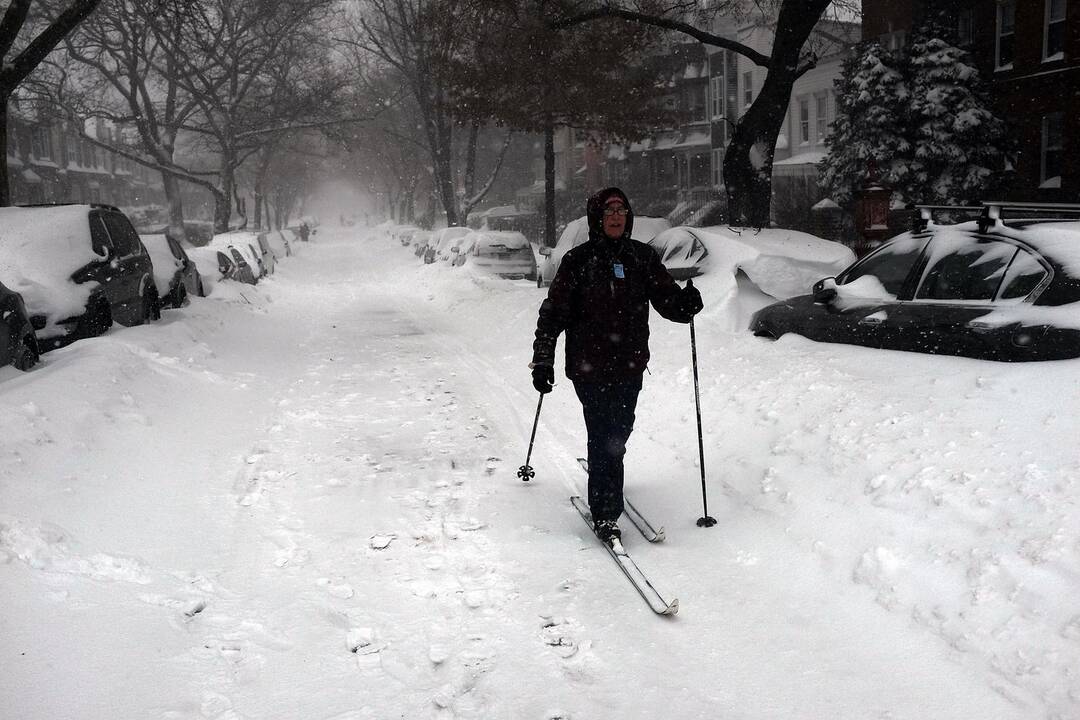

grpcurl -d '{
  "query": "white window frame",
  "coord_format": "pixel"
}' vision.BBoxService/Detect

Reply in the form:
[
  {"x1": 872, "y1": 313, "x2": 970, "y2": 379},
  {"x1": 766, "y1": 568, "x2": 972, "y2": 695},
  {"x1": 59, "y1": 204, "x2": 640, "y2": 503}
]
[
  {"x1": 1044, "y1": 0, "x2": 1067, "y2": 61},
  {"x1": 997, "y1": 0, "x2": 1016, "y2": 70},
  {"x1": 1041, "y1": 112, "x2": 1064, "y2": 188},
  {"x1": 742, "y1": 71, "x2": 753, "y2": 110},
  {"x1": 815, "y1": 94, "x2": 828, "y2": 143},
  {"x1": 710, "y1": 76, "x2": 723, "y2": 119},
  {"x1": 798, "y1": 98, "x2": 810, "y2": 145}
]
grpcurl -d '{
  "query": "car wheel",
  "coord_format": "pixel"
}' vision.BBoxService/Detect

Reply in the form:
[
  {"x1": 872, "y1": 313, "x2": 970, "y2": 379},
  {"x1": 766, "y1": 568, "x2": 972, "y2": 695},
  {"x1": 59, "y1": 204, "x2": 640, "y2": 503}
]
[
  {"x1": 12, "y1": 335, "x2": 39, "y2": 370},
  {"x1": 143, "y1": 288, "x2": 161, "y2": 323},
  {"x1": 85, "y1": 300, "x2": 113, "y2": 338}
]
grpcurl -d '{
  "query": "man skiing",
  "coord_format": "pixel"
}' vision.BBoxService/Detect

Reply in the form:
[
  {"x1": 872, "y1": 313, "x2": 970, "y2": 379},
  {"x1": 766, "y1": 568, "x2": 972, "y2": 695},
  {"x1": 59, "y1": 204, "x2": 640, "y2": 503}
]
[{"x1": 530, "y1": 187, "x2": 703, "y2": 551}]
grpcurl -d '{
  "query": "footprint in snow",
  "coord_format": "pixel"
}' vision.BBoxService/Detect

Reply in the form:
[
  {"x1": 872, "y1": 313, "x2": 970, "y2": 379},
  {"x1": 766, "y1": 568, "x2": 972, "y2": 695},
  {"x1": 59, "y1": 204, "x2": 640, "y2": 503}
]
[{"x1": 316, "y1": 578, "x2": 354, "y2": 599}]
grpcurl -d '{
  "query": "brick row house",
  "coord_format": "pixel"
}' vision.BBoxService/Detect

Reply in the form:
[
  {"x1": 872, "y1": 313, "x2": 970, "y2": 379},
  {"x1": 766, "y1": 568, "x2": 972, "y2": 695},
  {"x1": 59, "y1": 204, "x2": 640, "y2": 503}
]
[
  {"x1": 862, "y1": 0, "x2": 1079, "y2": 202},
  {"x1": 6, "y1": 106, "x2": 166, "y2": 223}
]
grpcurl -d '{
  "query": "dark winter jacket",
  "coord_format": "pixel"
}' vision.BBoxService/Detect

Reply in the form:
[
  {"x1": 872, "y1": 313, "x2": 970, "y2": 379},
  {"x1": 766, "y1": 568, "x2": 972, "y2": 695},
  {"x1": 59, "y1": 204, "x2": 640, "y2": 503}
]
[{"x1": 532, "y1": 187, "x2": 699, "y2": 382}]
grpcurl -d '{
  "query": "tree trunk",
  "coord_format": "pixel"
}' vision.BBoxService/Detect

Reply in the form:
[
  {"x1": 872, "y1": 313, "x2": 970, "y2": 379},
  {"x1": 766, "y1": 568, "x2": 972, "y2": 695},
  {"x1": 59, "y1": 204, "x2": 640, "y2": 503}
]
[
  {"x1": 161, "y1": 171, "x2": 186, "y2": 241},
  {"x1": 722, "y1": 0, "x2": 832, "y2": 227},
  {"x1": 543, "y1": 118, "x2": 556, "y2": 248},
  {"x1": 213, "y1": 158, "x2": 235, "y2": 233},
  {"x1": 463, "y1": 121, "x2": 479, "y2": 217},
  {"x1": 0, "y1": 96, "x2": 11, "y2": 207}
]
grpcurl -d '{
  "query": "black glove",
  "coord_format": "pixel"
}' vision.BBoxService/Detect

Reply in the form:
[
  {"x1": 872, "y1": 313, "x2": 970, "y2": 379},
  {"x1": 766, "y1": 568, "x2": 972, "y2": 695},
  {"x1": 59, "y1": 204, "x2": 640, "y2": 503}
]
[
  {"x1": 531, "y1": 364, "x2": 554, "y2": 394},
  {"x1": 681, "y1": 282, "x2": 703, "y2": 316}
]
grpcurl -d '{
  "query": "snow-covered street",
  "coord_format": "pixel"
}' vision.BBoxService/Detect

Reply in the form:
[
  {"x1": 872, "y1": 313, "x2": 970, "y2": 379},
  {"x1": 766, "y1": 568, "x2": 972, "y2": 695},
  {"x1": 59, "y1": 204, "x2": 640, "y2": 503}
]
[{"x1": 2, "y1": 225, "x2": 1078, "y2": 719}]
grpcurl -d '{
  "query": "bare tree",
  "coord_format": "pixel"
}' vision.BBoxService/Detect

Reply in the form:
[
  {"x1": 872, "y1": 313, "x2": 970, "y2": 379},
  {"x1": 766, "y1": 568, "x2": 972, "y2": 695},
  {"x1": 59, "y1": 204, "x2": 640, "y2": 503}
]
[
  {"x1": 552, "y1": 0, "x2": 858, "y2": 227},
  {"x1": 0, "y1": 0, "x2": 103, "y2": 205},
  {"x1": 56, "y1": 0, "x2": 213, "y2": 236},
  {"x1": 342, "y1": 0, "x2": 513, "y2": 227},
  {"x1": 155, "y1": 0, "x2": 341, "y2": 231}
]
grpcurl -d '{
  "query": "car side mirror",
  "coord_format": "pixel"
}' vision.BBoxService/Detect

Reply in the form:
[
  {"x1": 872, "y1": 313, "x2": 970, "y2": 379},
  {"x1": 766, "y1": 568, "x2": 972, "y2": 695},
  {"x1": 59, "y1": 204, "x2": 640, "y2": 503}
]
[
  {"x1": 812, "y1": 277, "x2": 838, "y2": 304},
  {"x1": 538, "y1": 246, "x2": 552, "y2": 257}
]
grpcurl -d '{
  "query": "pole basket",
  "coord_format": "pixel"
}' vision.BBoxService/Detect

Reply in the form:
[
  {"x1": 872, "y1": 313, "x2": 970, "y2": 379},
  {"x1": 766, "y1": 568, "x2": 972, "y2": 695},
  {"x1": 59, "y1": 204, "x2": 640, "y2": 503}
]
[
  {"x1": 696, "y1": 515, "x2": 717, "y2": 528},
  {"x1": 517, "y1": 465, "x2": 535, "y2": 481}
]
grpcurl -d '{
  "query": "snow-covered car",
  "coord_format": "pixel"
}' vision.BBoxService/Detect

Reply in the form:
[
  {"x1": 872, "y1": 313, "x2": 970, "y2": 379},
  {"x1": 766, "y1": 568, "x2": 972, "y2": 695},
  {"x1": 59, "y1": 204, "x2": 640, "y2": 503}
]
[
  {"x1": 750, "y1": 203, "x2": 1080, "y2": 361},
  {"x1": 465, "y1": 230, "x2": 536, "y2": 279},
  {"x1": 411, "y1": 229, "x2": 433, "y2": 258},
  {"x1": 0, "y1": 279, "x2": 39, "y2": 370},
  {"x1": 392, "y1": 225, "x2": 420, "y2": 246},
  {"x1": 254, "y1": 233, "x2": 277, "y2": 275},
  {"x1": 140, "y1": 233, "x2": 206, "y2": 309},
  {"x1": 208, "y1": 232, "x2": 264, "y2": 281},
  {"x1": 649, "y1": 224, "x2": 855, "y2": 295},
  {"x1": 189, "y1": 246, "x2": 241, "y2": 291},
  {"x1": 263, "y1": 229, "x2": 293, "y2": 258},
  {"x1": 0, "y1": 204, "x2": 159, "y2": 351},
  {"x1": 645, "y1": 226, "x2": 711, "y2": 280},
  {"x1": 536, "y1": 215, "x2": 671, "y2": 287},
  {"x1": 425, "y1": 226, "x2": 472, "y2": 264}
]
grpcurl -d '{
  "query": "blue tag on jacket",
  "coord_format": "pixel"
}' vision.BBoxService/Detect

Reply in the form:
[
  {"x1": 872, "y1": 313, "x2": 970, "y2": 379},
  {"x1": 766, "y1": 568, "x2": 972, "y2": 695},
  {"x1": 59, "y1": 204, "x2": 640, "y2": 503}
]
[{"x1": 613, "y1": 263, "x2": 625, "y2": 279}]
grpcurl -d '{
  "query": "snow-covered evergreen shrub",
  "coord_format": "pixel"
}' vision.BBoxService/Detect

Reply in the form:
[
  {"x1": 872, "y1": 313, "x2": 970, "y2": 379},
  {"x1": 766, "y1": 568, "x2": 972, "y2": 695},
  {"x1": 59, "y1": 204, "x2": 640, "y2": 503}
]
[{"x1": 820, "y1": 17, "x2": 1010, "y2": 209}]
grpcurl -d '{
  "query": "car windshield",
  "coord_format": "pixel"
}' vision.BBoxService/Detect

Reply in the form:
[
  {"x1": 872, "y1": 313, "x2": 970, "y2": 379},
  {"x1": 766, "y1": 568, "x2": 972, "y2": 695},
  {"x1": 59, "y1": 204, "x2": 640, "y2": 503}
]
[{"x1": 838, "y1": 234, "x2": 929, "y2": 298}]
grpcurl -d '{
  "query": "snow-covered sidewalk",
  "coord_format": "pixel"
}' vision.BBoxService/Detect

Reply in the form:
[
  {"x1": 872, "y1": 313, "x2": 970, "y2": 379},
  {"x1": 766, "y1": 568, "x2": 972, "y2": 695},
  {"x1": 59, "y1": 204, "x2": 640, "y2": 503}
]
[{"x1": 2, "y1": 225, "x2": 1075, "y2": 719}]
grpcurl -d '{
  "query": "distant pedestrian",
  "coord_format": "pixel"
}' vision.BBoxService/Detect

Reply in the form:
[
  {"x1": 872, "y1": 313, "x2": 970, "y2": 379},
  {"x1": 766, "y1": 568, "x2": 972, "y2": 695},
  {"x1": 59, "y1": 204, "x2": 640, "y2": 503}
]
[
  {"x1": 530, "y1": 187, "x2": 703, "y2": 551},
  {"x1": 299, "y1": 222, "x2": 310, "y2": 242}
]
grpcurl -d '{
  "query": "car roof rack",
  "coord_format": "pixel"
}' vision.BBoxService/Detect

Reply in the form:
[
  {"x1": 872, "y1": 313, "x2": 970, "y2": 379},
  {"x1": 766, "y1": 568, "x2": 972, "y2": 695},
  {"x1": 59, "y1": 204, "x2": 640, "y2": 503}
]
[
  {"x1": 912, "y1": 205, "x2": 982, "y2": 233},
  {"x1": 979, "y1": 201, "x2": 1080, "y2": 232}
]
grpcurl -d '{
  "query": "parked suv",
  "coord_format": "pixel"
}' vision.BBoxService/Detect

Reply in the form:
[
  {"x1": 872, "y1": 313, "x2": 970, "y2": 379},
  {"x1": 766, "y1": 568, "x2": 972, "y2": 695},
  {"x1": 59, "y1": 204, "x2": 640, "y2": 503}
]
[{"x1": 0, "y1": 204, "x2": 159, "y2": 351}]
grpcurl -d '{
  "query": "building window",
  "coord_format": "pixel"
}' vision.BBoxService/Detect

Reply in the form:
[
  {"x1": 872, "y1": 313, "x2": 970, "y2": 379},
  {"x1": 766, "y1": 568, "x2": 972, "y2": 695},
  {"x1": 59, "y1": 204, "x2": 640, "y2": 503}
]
[
  {"x1": 798, "y1": 98, "x2": 810, "y2": 144},
  {"x1": 1041, "y1": 112, "x2": 1063, "y2": 187},
  {"x1": 30, "y1": 127, "x2": 53, "y2": 160},
  {"x1": 688, "y1": 84, "x2": 707, "y2": 122},
  {"x1": 1045, "y1": 0, "x2": 1067, "y2": 60},
  {"x1": 725, "y1": 50, "x2": 738, "y2": 120},
  {"x1": 957, "y1": 9, "x2": 974, "y2": 46},
  {"x1": 67, "y1": 134, "x2": 80, "y2": 165},
  {"x1": 815, "y1": 94, "x2": 828, "y2": 142},
  {"x1": 998, "y1": 0, "x2": 1016, "y2": 69},
  {"x1": 742, "y1": 71, "x2": 753, "y2": 109},
  {"x1": 710, "y1": 76, "x2": 723, "y2": 119},
  {"x1": 712, "y1": 148, "x2": 723, "y2": 187}
]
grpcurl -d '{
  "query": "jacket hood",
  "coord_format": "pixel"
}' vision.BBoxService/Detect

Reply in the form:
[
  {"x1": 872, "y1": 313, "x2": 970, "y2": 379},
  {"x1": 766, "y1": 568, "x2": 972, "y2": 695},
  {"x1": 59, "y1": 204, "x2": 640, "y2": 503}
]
[{"x1": 586, "y1": 187, "x2": 634, "y2": 242}]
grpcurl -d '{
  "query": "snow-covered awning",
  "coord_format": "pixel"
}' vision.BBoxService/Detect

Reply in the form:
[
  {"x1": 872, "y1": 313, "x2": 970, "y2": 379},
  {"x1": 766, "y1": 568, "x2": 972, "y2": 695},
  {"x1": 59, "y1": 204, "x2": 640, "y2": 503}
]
[
  {"x1": 772, "y1": 151, "x2": 825, "y2": 177},
  {"x1": 654, "y1": 133, "x2": 678, "y2": 150},
  {"x1": 675, "y1": 131, "x2": 710, "y2": 149},
  {"x1": 21, "y1": 168, "x2": 41, "y2": 183}
]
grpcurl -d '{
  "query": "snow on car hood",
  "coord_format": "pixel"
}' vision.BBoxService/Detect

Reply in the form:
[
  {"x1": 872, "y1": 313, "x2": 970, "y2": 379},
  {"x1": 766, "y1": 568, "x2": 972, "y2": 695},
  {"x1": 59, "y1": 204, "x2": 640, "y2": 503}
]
[
  {"x1": 0, "y1": 205, "x2": 100, "y2": 335},
  {"x1": 693, "y1": 226, "x2": 856, "y2": 300}
]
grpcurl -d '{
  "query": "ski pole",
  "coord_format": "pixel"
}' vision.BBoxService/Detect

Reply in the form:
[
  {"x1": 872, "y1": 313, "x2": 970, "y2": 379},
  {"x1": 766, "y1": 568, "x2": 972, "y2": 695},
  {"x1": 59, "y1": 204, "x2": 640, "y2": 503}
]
[
  {"x1": 687, "y1": 279, "x2": 716, "y2": 527},
  {"x1": 517, "y1": 392, "x2": 544, "y2": 482}
]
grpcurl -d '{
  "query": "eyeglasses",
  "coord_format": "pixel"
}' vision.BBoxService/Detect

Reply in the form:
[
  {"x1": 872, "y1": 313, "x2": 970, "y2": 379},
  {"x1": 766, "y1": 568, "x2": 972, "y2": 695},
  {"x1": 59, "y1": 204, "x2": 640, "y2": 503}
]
[{"x1": 603, "y1": 206, "x2": 628, "y2": 217}]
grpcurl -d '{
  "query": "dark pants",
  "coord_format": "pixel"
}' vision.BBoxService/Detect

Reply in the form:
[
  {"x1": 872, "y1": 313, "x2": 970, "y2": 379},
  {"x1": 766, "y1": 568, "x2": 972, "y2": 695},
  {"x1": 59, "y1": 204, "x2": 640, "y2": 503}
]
[{"x1": 573, "y1": 376, "x2": 643, "y2": 523}]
